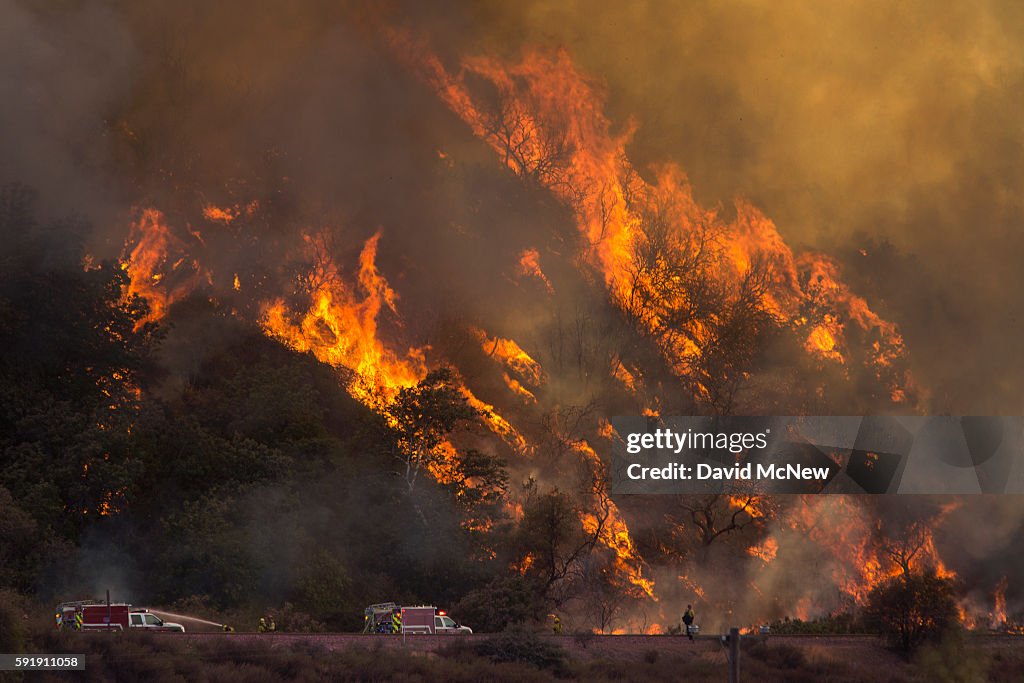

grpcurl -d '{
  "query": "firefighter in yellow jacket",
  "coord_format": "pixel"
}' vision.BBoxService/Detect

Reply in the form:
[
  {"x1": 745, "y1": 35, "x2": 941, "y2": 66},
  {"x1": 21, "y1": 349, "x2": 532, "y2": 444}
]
[{"x1": 682, "y1": 605, "x2": 695, "y2": 641}]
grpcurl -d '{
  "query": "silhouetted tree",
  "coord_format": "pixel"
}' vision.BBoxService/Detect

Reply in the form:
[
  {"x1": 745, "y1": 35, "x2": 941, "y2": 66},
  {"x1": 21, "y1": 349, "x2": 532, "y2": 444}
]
[
  {"x1": 864, "y1": 569, "x2": 961, "y2": 652},
  {"x1": 385, "y1": 368, "x2": 479, "y2": 492}
]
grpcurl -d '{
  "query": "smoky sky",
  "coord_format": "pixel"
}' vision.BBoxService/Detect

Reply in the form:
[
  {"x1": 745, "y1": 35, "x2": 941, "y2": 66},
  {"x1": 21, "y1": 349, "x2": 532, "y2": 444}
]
[
  {"x1": 0, "y1": 1, "x2": 135, "y2": 225},
  {"x1": 3, "y1": 0, "x2": 1023, "y2": 412}
]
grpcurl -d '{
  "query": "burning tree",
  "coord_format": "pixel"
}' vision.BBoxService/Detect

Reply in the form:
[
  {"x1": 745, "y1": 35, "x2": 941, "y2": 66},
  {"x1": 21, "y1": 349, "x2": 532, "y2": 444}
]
[
  {"x1": 384, "y1": 368, "x2": 479, "y2": 493},
  {"x1": 0, "y1": 184, "x2": 155, "y2": 532},
  {"x1": 476, "y1": 91, "x2": 575, "y2": 197},
  {"x1": 516, "y1": 487, "x2": 605, "y2": 606},
  {"x1": 663, "y1": 492, "x2": 776, "y2": 564},
  {"x1": 387, "y1": 38, "x2": 919, "y2": 446},
  {"x1": 864, "y1": 568, "x2": 961, "y2": 652},
  {"x1": 620, "y1": 194, "x2": 779, "y2": 413}
]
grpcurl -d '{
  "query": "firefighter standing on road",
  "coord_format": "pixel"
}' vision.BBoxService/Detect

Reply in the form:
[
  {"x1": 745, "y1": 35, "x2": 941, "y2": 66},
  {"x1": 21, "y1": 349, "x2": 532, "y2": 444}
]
[
  {"x1": 258, "y1": 617, "x2": 268, "y2": 633},
  {"x1": 553, "y1": 615, "x2": 563, "y2": 634},
  {"x1": 268, "y1": 615, "x2": 276, "y2": 632},
  {"x1": 682, "y1": 605, "x2": 695, "y2": 641}
]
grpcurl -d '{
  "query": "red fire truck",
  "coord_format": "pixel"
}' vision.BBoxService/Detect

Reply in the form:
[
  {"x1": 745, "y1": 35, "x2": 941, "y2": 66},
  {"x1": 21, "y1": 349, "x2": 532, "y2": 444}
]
[
  {"x1": 56, "y1": 601, "x2": 185, "y2": 632},
  {"x1": 363, "y1": 602, "x2": 472, "y2": 634}
]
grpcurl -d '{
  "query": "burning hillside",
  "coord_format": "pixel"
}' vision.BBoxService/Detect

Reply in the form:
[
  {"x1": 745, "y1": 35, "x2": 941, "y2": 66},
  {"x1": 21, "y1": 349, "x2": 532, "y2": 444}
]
[
  {"x1": 106, "y1": 30, "x2": 1016, "y2": 635},
  {"x1": 2, "y1": 1, "x2": 1022, "y2": 646},
  {"x1": 392, "y1": 37, "x2": 914, "y2": 411}
]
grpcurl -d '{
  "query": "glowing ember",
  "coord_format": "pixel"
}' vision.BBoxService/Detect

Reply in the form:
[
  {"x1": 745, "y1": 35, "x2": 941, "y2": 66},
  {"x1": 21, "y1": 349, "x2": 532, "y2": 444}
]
[
  {"x1": 517, "y1": 247, "x2": 554, "y2": 293},
  {"x1": 747, "y1": 536, "x2": 778, "y2": 563},
  {"x1": 202, "y1": 200, "x2": 259, "y2": 224},
  {"x1": 202, "y1": 205, "x2": 236, "y2": 224},
  {"x1": 513, "y1": 553, "x2": 535, "y2": 574}
]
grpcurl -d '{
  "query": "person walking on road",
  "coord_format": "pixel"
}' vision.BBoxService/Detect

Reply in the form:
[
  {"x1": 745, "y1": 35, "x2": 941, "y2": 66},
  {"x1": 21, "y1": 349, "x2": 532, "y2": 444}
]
[{"x1": 682, "y1": 605, "x2": 695, "y2": 641}]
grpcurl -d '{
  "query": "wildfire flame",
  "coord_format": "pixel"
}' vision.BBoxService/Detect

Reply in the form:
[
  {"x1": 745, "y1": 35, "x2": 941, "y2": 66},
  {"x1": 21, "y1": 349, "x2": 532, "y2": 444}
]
[
  {"x1": 120, "y1": 208, "x2": 206, "y2": 330},
  {"x1": 512, "y1": 552, "x2": 535, "y2": 574},
  {"x1": 259, "y1": 231, "x2": 427, "y2": 407},
  {"x1": 202, "y1": 205, "x2": 236, "y2": 224},
  {"x1": 517, "y1": 247, "x2": 554, "y2": 293},
  {"x1": 747, "y1": 537, "x2": 778, "y2": 563},
  {"x1": 202, "y1": 201, "x2": 259, "y2": 224},
  {"x1": 991, "y1": 576, "x2": 1008, "y2": 629},
  {"x1": 783, "y1": 498, "x2": 956, "y2": 606},
  {"x1": 573, "y1": 441, "x2": 654, "y2": 598},
  {"x1": 390, "y1": 34, "x2": 911, "y2": 404},
  {"x1": 460, "y1": 387, "x2": 530, "y2": 453},
  {"x1": 102, "y1": 33, "x2": 958, "y2": 634},
  {"x1": 472, "y1": 326, "x2": 544, "y2": 403}
]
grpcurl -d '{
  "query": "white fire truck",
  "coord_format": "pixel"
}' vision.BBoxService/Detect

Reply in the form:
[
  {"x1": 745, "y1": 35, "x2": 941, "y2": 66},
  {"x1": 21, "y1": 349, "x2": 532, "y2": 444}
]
[
  {"x1": 363, "y1": 602, "x2": 472, "y2": 634},
  {"x1": 56, "y1": 601, "x2": 185, "y2": 632}
]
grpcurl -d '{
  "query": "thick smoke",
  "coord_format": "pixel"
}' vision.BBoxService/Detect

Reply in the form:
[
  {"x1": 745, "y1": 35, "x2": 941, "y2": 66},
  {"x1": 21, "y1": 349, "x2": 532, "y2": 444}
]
[{"x1": 0, "y1": 1, "x2": 135, "y2": 227}]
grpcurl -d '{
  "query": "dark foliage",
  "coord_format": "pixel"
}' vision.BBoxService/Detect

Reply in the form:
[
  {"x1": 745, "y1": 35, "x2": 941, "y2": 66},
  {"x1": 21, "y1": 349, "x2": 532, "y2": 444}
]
[
  {"x1": 864, "y1": 569, "x2": 961, "y2": 652},
  {"x1": 0, "y1": 185, "x2": 511, "y2": 629}
]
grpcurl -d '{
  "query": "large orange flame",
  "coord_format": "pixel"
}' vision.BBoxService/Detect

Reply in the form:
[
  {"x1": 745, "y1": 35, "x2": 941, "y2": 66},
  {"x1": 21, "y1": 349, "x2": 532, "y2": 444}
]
[
  {"x1": 259, "y1": 231, "x2": 427, "y2": 407},
  {"x1": 574, "y1": 441, "x2": 655, "y2": 598},
  {"x1": 390, "y1": 34, "x2": 911, "y2": 403}
]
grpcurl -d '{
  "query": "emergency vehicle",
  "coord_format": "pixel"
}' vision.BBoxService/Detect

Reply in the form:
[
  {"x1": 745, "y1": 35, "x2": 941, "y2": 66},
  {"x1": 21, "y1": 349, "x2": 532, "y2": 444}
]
[
  {"x1": 56, "y1": 601, "x2": 185, "y2": 632},
  {"x1": 363, "y1": 602, "x2": 472, "y2": 634}
]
